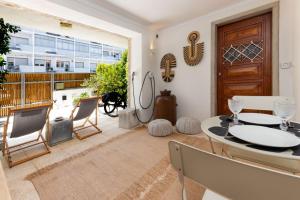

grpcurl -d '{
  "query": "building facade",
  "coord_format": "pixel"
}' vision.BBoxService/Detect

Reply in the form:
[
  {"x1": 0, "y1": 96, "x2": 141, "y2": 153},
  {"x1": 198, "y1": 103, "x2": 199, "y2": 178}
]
[{"x1": 6, "y1": 27, "x2": 125, "y2": 73}]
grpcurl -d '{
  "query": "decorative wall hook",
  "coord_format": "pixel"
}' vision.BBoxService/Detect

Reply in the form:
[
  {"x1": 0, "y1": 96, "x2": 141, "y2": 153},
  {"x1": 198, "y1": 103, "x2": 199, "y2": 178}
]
[
  {"x1": 183, "y1": 31, "x2": 204, "y2": 66},
  {"x1": 160, "y1": 53, "x2": 176, "y2": 82}
]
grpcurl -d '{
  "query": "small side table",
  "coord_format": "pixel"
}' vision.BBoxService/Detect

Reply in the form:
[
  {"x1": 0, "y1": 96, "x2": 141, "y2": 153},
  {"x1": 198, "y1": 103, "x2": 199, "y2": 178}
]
[{"x1": 47, "y1": 118, "x2": 73, "y2": 146}]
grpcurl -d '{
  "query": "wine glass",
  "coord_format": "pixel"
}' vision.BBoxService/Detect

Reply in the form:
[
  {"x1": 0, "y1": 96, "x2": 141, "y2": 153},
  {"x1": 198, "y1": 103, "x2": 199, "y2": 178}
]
[
  {"x1": 228, "y1": 98, "x2": 243, "y2": 125},
  {"x1": 273, "y1": 99, "x2": 296, "y2": 131}
]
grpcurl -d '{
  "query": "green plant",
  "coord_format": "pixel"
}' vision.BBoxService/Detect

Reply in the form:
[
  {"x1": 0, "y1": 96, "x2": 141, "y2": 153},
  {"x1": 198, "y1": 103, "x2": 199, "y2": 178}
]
[
  {"x1": 0, "y1": 18, "x2": 20, "y2": 86},
  {"x1": 83, "y1": 49, "x2": 128, "y2": 97},
  {"x1": 0, "y1": 56, "x2": 7, "y2": 84},
  {"x1": 72, "y1": 92, "x2": 90, "y2": 106}
]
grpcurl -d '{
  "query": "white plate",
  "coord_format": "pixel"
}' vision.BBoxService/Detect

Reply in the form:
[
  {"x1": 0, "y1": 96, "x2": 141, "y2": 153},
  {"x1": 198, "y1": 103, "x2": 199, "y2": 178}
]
[
  {"x1": 229, "y1": 125, "x2": 300, "y2": 148},
  {"x1": 238, "y1": 113, "x2": 281, "y2": 125}
]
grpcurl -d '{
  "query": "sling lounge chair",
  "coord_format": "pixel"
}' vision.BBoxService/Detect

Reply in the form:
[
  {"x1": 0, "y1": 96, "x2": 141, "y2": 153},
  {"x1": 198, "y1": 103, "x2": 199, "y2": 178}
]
[
  {"x1": 169, "y1": 140, "x2": 300, "y2": 200},
  {"x1": 2, "y1": 103, "x2": 52, "y2": 168},
  {"x1": 70, "y1": 97, "x2": 102, "y2": 140}
]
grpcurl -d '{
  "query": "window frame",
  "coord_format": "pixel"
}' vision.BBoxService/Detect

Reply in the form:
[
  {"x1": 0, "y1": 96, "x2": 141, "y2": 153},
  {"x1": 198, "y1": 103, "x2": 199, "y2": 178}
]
[
  {"x1": 11, "y1": 36, "x2": 29, "y2": 46},
  {"x1": 75, "y1": 42, "x2": 89, "y2": 53},
  {"x1": 34, "y1": 34, "x2": 55, "y2": 48},
  {"x1": 75, "y1": 61, "x2": 84, "y2": 68},
  {"x1": 57, "y1": 38, "x2": 74, "y2": 51}
]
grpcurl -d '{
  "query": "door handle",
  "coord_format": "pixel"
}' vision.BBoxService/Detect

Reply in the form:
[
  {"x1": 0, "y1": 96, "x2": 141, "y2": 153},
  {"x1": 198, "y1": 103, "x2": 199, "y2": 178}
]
[{"x1": 218, "y1": 72, "x2": 222, "y2": 76}]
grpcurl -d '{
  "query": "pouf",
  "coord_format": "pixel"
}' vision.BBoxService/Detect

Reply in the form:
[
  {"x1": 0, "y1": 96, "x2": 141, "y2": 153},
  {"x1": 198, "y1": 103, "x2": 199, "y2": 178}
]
[
  {"x1": 119, "y1": 108, "x2": 140, "y2": 129},
  {"x1": 176, "y1": 117, "x2": 201, "y2": 135},
  {"x1": 148, "y1": 119, "x2": 173, "y2": 137}
]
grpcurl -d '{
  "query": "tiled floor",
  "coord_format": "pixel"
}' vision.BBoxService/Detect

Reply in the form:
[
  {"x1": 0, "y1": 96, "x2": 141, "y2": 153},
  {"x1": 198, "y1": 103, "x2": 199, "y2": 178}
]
[{"x1": 1, "y1": 114, "x2": 133, "y2": 200}]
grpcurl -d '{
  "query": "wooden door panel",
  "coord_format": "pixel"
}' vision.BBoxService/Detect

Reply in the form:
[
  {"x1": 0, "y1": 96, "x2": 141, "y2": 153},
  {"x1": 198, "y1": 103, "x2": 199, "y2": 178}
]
[
  {"x1": 217, "y1": 12, "x2": 272, "y2": 115},
  {"x1": 222, "y1": 82, "x2": 263, "y2": 114},
  {"x1": 224, "y1": 24, "x2": 262, "y2": 43},
  {"x1": 223, "y1": 63, "x2": 263, "y2": 81},
  {"x1": 223, "y1": 82, "x2": 263, "y2": 96}
]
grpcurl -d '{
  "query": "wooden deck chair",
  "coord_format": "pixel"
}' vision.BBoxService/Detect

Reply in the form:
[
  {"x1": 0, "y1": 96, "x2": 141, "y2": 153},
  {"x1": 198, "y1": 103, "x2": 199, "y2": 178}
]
[
  {"x1": 70, "y1": 97, "x2": 102, "y2": 140},
  {"x1": 2, "y1": 103, "x2": 52, "y2": 168},
  {"x1": 169, "y1": 141, "x2": 300, "y2": 200}
]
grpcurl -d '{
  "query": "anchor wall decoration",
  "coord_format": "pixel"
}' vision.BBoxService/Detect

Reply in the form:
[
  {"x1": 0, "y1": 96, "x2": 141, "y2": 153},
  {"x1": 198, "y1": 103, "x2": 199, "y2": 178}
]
[
  {"x1": 183, "y1": 31, "x2": 204, "y2": 66},
  {"x1": 160, "y1": 53, "x2": 176, "y2": 82}
]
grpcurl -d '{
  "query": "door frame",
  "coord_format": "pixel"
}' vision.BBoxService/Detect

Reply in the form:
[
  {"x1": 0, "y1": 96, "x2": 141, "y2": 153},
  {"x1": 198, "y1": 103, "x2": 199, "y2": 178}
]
[{"x1": 210, "y1": 2, "x2": 279, "y2": 116}]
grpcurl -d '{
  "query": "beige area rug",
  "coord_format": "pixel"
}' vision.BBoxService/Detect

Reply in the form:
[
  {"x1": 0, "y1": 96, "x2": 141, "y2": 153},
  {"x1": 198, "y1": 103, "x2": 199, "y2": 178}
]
[{"x1": 27, "y1": 128, "x2": 222, "y2": 200}]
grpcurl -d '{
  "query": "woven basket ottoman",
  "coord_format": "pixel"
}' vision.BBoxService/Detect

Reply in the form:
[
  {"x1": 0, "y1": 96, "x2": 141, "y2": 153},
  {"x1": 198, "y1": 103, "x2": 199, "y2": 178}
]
[{"x1": 148, "y1": 119, "x2": 173, "y2": 137}]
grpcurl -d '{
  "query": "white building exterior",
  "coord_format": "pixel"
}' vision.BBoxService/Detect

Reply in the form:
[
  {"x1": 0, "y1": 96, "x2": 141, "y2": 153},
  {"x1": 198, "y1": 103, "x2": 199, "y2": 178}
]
[{"x1": 6, "y1": 26, "x2": 125, "y2": 73}]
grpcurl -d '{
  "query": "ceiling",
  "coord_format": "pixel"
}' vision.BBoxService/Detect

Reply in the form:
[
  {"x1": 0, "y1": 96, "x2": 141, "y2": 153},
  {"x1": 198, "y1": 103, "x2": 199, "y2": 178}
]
[
  {"x1": 100, "y1": 0, "x2": 247, "y2": 29},
  {"x1": 0, "y1": 2, "x2": 128, "y2": 47}
]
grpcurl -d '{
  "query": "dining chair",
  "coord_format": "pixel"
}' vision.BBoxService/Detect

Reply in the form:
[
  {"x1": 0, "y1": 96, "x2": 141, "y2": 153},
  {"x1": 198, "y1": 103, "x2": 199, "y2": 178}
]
[
  {"x1": 2, "y1": 102, "x2": 52, "y2": 168},
  {"x1": 232, "y1": 95, "x2": 291, "y2": 111},
  {"x1": 70, "y1": 96, "x2": 102, "y2": 140},
  {"x1": 169, "y1": 140, "x2": 300, "y2": 200}
]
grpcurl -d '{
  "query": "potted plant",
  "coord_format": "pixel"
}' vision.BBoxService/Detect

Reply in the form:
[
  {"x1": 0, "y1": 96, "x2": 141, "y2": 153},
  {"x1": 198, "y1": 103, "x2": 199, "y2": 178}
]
[
  {"x1": 82, "y1": 49, "x2": 128, "y2": 97},
  {"x1": 0, "y1": 18, "x2": 20, "y2": 87},
  {"x1": 72, "y1": 92, "x2": 90, "y2": 106}
]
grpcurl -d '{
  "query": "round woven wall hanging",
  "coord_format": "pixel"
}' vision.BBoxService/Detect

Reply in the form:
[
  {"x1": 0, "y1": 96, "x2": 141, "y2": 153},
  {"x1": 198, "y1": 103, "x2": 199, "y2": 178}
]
[{"x1": 160, "y1": 53, "x2": 176, "y2": 82}]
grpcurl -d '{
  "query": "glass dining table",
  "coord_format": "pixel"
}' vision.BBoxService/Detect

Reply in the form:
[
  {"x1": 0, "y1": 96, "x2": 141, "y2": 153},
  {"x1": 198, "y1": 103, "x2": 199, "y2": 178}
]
[{"x1": 201, "y1": 115, "x2": 300, "y2": 174}]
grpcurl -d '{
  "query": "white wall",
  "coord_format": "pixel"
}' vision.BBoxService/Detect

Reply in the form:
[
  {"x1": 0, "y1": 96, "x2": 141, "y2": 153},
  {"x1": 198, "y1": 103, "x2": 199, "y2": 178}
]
[
  {"x1": 279, "y1": 0, "x2": 295, "y2": 97},
  {"x1": 294, "y1": 0, "x2": 300, "y2": 120},
  {"x1": 155, "y1": 0, "x2": 296, "y2": 121}
]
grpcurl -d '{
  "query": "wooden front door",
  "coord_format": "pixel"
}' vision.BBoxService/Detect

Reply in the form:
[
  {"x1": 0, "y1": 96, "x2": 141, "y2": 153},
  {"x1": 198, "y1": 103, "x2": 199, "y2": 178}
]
[{"x1": 217, "y1": 12, "x2": 272, "y2": 115}]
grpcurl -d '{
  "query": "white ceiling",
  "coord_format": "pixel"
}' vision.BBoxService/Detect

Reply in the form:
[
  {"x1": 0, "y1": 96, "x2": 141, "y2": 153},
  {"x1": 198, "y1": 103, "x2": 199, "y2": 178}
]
[
  {"x1": 101, "y1": 0, "x2": 247, "y2": 29},
  {"x1": 0, "y1": 2, "x2": 128, "y2": 47}
]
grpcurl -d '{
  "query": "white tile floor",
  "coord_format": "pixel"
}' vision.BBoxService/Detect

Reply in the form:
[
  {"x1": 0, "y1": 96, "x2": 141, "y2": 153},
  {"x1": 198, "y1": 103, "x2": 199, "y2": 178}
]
[{"x1": 1, "y1": 112, "x2": 134, "y2": 200}]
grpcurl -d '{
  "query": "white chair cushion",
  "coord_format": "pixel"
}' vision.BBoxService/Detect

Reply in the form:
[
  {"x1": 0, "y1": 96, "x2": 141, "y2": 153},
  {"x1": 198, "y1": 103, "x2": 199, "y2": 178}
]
[
  {"x1": 203, "y1": 189, "x2": 228, "y2": 200},
  {"x1": 148, "y1": 119, "x2": 173, "y2": 137},
  {"x1": 176, "y1": 117, "x2": 201, "y2": 135}
]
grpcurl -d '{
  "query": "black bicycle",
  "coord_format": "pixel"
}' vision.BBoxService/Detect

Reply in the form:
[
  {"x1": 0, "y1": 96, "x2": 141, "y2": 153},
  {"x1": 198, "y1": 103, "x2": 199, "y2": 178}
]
[{"x1": 102, "y1": 92, "x2": 127, "y2": 117}]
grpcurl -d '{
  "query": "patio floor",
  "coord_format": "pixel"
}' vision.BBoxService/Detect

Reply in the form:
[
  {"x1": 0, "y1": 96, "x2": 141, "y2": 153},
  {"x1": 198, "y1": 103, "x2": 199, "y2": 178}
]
[{"x1": 0, "y1": 108, "x2": 133, "y2": 200}]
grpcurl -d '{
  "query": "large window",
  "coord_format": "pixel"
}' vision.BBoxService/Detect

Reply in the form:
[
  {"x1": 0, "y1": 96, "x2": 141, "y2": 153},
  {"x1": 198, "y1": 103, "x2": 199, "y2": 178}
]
[
  {"x1": 57, "y1": 39, "x2": 74, "y2": 51},
  {"x1": 35, "y1": 34, "x2": 55, "y2": 48},
  {"x1": 10, "y1": 36, "x2": 29, "y2": 46},
  {"x1": 75, "y1": 42, "x2": 89, "y2": 53},
  {"x1": 103, "y1": 45, "x2": 114, "y2": 57},
  {"x1": 15, "y1": 58, "x2": 28, "y2": 66},
  {"x1": 90, "y1": 45, "x2": 102, "y2": 58},
  {"x1": 34, "y1": 59, "x2": 51, "y2": 70},
  {"x1": 34, "y1": 59, "x2": 45, "y2": 66},
  {"x1": 7, "y1": 57, "x2": 28, "y2": 66},
  {"x1": 103, "y1": 50, "x2": 109, "y2": 57},
  {"x1": 56, "y1": 61, "x2": 70, "y2": 68},
  {"x1": 90, "y1": 63, "x2": 97, "y2": 72},
  {"x1": 7, "y1": 57, "x2": 14, "y2": 67},
  {"x1": 75, "y1": 62, "x2": 84, "y2": 68}
]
